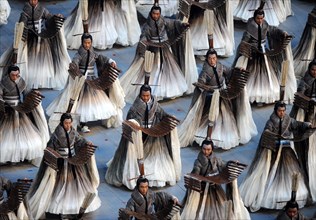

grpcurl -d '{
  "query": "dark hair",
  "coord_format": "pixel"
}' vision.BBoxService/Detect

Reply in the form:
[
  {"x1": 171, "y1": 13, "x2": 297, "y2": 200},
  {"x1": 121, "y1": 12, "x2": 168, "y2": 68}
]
[
  {"x1": 284, "y1": 201, "x2": 299, "y2": 210},
  {"x1": 254, "y1": 9, "x2": 265, "y2": 18},
  {"x1": 205, "y1": 48, "x2": 218, "y2": 59},
  {"x1": 8, "y1": 65, "x2": 20, "y2": 74},
  {"x1": 136, "y1": 177, "x2": 149, "y2": 188},
  {"x1": 308, "y1": 60, "x2": 316, "y2": 72},
  {"x1": 201, "y1": 139, "x2": 214, "y2": 149},
  {"x1": 274, "y1": 101, "x2": 286, "y2": 113},
  {"x1": 139, "y1": 84, "x2": 152, "y2": 96},
  {"x1": 60, "y1": 113, "x2": 73, "y2": 124},
  {"x1": 150, "y1": 5, "x2": 161, "y2": 14},
  {"x1": 81, "y1": 33, "x2": 93, "y2": 45}
]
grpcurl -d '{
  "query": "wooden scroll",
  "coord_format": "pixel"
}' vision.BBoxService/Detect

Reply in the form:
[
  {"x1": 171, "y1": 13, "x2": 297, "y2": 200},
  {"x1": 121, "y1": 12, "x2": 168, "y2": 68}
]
[
  {"x1": 122, "y1": 115, "x2": 180, "y2": 142},
  {"x1": 293, "y1": 92, "x2": 311, "y2": 112},
  {"x1": 86, "y1": 64, "x2": 121, "y2": 90},
  {"x1": 220, "y1": 68, "x2": 250, "y2": 100},
  {"x1": 260, "y1": 130, "x2": 278, "y2": 151},
  {"x1": 184, "y1": 161, "x2": 247, "y2": 192},
  {"x1": 44, "y1": 144, "x2": 97, "y2": 171},
  {"x1": 12, "y1": 90, "x2": 44, "y2": 113},
  {"x1": 28, "y1": 15, "x2": 65, "y2": 39},
  {"x1": 0, "y1": 179, "x2": 32, "y2": 215}
]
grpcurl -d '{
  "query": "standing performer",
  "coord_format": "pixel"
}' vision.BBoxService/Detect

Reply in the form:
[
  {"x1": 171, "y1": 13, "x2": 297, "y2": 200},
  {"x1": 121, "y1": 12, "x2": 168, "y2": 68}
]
[
  {"x1": 119, "y1": 177, "x2": 180, "y2": 219},
  {"x1": 185, "y1": 0, "x2": 235, "y2": 57},
  {"x1": 234, "y1": 0, "x2": 292, "y2": 27},
  {"x1": 0, "y1": 0, "x2": 10, "y2": 26},
  {"x1": 26, "y1": 113, "x2": 101, "y2": 219},
  {"x1": 64, "y1": 0, "x2": 141, "y2": 50},
  {"x1": 105, "y1": 85, "x2": 181, "y2": 190},
  {"x1": 46, "y1": 33, "x2": 125, "y2": 133},
  {"x1": 234, "y1": 3, "x2": 296, "y2": 104},
  {"x1": 181, "y1": 139, "x2": 250, "y2": 219},
  {"x1": 293, "y1": 7, "x2": 316, "y2": 80},
  {"x1": 0, "y1": 0, "x2": 70, "y2": 90},
  {"x1": 120, "y1": 2, "x2": 198, "y2": 103},
  {"x1": 178, "y1": 49, "x2": 257, "y2": 149},
  {"x1": 240, "y1": 101, "x2": 313, "y2": 212},
  {"x1": 135, "y1": 0, "x2": 178, "y2": 19},
  {"x1": 290, "y1": 60, "x2": 316, "y2": 202},
  {"x1": 0, "y1": 65, "x2": 49, "y2": 165}
]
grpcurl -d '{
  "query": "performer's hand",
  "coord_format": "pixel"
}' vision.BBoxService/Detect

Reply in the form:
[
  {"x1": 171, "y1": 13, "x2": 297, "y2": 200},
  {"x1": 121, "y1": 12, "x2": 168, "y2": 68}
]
[
  {"x1": 87, "y1": 141, "x2": 93, "y2": 146},
  {"x1": 183, "y1": 22, "x2": 190, "y2": 28},
  {"x1": 56, "y1": 13, "x2": 64, "y2": 18},
  {"x1": 172, "y1": 196, "x2": 179, "y2": 205},
  {"x1": 110, "y1": 62, "x2": 117, "y2": 69}
]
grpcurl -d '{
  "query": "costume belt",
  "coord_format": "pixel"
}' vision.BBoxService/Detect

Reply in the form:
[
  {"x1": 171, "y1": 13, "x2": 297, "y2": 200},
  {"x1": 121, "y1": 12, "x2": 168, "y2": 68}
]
[
  {"x1": 276, "y1": 140, "x2": 291, "y2": 147},
  {"x1": 3, "y1": 96, "x2": 20, "y2": 106},
  {"x1": 58, "y1": 146, "x2": 75, "y2": 158},
  {"x1": 27, "y1": 19, "x2": 43, "y2": 33},
  {"x1": 79, "y1": 66, "x2": 94, "y2": 77}
]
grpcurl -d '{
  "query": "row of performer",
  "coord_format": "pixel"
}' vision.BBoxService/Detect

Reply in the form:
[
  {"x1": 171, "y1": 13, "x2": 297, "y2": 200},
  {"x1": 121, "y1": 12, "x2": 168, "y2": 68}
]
[
  {"x1": 0, "y1": 97, "x2": 315, "y2": 219},
  {"x1": 0, "y1": 0, "x2": 316, "y2": 219}
]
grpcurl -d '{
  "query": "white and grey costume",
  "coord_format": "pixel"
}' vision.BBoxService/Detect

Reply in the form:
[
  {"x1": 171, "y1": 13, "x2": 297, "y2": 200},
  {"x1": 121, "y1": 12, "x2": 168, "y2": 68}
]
[
  {"x1": 64, "y1": 0, "x2": 141, "y2": 50},
  {"x1": 26, "y1": 124, "x2": 101, "y2": 218},
  {"x1": 0, "y1": 75, "x2": 49, "y2": 164},
  {"x1": 46, "y1": 45, "x2": 125, "y2": 128}
]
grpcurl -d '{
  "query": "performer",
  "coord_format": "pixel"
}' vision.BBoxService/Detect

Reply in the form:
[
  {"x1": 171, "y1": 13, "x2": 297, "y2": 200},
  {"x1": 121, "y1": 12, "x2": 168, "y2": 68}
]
[
  {"x1": 119, "y1": 177, "x2": 180, "y2": 219},
  {"x1": 26, "y1": 113, "x2": 101, "y2": 219},
  {"x1": 178, "y1": 49, "x2": 257, "y2": 149},
  {"x1": 135, "y1": 0, "x2": 178, "y2": 19},
  {"x1": 234, "y1": 4, "x2": 296, "y2": 105},
  {"x1": 240, "y1": 101, "x2": 312, "y2": 212},
  {"x1": 119, "y1": 3, "x2": 198, "y2": 103},
  {"x1": 64, "y1": 0, "x2": 141, "y2": 50},
  {"x1": 277, "y1": 201, "x2": 306, "y2": 220},
  {"x1": 290, "y1": 60, "x2": 316, "y2": 202},
  {"x1": 293, "y1": 7, "x2": 316, "y2": 80},
  {"x1": 0, "y1": 0, "x2": 70, "y2": 90},
  {"x1": 0, "y1": 0, "x2": 10, "y2": 25},
  {"x1": 186, "y1": 0, "x2": 235, "y2": 57},
  {"x1": 234, "y1": 0, "x2": 292, "y2": 27},
  {"x1": 105, "y1": 85, "x2": 181, "y2": 190},
  {"x1": 181, "y1": 139, "x2": 250, "y2": 219},
  {"x1": 0, "y1": 65, "x2": 49, "y2": 165},
  {"x1": 46, "y1": 33, "x2": 125, "y2": 133}
]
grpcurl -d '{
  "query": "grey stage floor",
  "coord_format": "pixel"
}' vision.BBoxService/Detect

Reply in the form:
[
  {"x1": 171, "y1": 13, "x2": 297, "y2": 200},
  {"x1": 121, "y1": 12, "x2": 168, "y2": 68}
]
[{"x1": 0, "y1": 0, "x2": 316, "y2": 219}]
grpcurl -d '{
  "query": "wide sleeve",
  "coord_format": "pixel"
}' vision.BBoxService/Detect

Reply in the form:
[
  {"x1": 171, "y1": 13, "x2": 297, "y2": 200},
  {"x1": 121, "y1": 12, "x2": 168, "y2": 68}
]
[
  {"x1": 42, "y1": 7, "x2": 53, "y2": 20},
  {"x1": 71, "y1": 52, "x2": 81, "y2": 67},
  {"x1": 154, "y1": 192, "x2": 174, "y2": 212},
  {"x1": 74, "y1": 130, "x2": 88, "y2": 147},
  {"x1": 263, "y1": 118, "x2": 274, "y2": 132},
  {"x1": 125, "y1": 197, "x2": 135, "y2": 212},
  {"x1": 191, "y1": 159, "x2": 202, "y2": 175}
]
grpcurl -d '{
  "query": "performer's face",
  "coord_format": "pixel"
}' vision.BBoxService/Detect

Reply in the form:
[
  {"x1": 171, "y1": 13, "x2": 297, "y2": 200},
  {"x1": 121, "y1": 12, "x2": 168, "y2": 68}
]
[
  {"x1": 310, "y1": 65, "x2": 316, "y2": 78},
  {"x1": 138, "y1": 182, "x2": 149, "y2": 196},
  {"x1": 286, "y1": 207, "x2": 298, "y2": 218},
  {"x1": 151, "y1": 9, "x2": 161, "y2": 21},
  {"x1": 29, "y1": 0, "x2": 38, "y2": 7},
  {"x1": 83, "y1": 38, "x2": 92, "y2": 50},
  {"x1": 62, "y1": 119, "x2": 72, "y2": 132},
  {"x1": 255, "y1": 15, "x2": 264, "y2": 26},
  {"x1": 202, "y1": 144, "x2": 213, "y2": 157},
  {"x1": 276, "y1": 107, "x2": 286, "y2": 119},
  {"x1": 9, "y1": 70, "x2": 20, "y2": 82},
  {"x1": 140, "y1": 91, "x2": 151, "y2": 103},
  {"x1": 207, "y1": 54, "x2": 217, "y2": 67}
]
